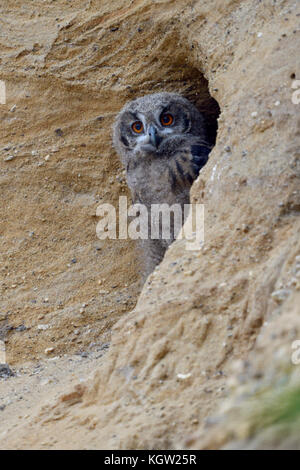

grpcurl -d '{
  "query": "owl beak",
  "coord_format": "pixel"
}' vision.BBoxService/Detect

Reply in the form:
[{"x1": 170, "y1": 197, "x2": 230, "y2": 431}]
[{"x1": 149, "y1": 125, "x2": 161, "y2": 149}]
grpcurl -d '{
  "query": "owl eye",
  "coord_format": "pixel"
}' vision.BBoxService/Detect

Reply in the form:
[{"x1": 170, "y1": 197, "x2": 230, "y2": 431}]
[
  {"x1": 160, "y1": 113, "x2": 174, "y2": 126},
  {"x1": 132, "y1": 121, "x2": 144, "y2": 133}
]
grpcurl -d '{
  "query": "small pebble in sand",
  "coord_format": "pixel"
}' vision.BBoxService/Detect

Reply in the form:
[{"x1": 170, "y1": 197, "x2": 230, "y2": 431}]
[
  {"x1": 271, "y1": 288, "x2": 291, "y2": 303},
  {"x1": 45, "y1": 347, "x2": 55, "y2": 355},
  {"x1": 37, "y1": 324, "x2": 49, "y2": 330},
  {"x1": 177, "y1": 373, "x2": 192, "y2": 380},
  {"x1": 4, "y1": 155, "x2": 15, "y2": 161}
]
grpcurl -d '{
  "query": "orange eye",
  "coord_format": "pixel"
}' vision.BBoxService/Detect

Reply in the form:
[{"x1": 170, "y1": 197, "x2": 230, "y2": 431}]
[
  {"x1": 160, "y1": 113, "x2": 174, "y2": 126},
  {"x1": 132, "y1": 121, "x2": 144, "y2": 133}
]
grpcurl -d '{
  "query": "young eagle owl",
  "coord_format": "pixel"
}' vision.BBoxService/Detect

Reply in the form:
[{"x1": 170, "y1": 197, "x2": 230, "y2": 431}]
[{"x1": 113, "y1": 92, "x2": 212, "y2": 277}]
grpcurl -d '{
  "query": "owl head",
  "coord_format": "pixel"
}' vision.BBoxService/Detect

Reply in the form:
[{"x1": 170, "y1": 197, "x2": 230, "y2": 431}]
[{"x1": 113, "y1": 92, "x2": 207, "y2": 165}]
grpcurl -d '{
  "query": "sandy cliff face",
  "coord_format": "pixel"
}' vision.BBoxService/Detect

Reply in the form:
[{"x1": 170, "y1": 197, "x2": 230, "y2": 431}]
[{"x1": 0, "y1": 0, "x2": 300, "y2": 449}]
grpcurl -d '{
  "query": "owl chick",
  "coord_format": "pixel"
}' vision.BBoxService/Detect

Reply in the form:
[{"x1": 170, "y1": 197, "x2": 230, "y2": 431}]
[{"x1": 113, "y1": 92, "x2": 212, "y2": 277}]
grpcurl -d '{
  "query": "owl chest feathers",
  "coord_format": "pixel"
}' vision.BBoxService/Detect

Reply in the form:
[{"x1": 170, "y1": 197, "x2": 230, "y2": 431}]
[{"x1": 126, "y1": 154, "x2": 191, "y2": 207}]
